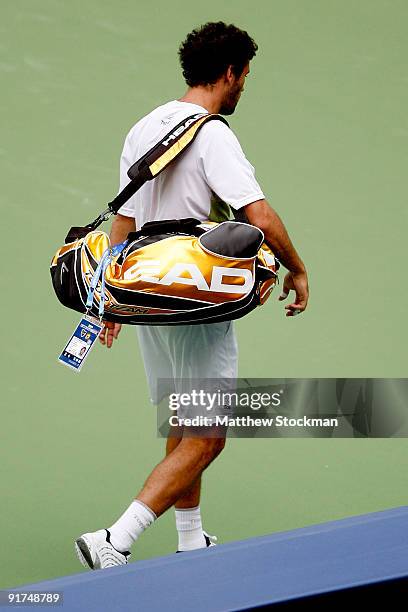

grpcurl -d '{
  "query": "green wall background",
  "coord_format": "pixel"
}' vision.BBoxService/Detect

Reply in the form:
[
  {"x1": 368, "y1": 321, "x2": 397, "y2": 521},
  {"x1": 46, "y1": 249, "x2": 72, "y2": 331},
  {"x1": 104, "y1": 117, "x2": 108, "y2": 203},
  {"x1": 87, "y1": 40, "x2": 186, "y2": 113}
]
[{"x1": 1, "y1": 0, "x2": 407, "y2": 588}]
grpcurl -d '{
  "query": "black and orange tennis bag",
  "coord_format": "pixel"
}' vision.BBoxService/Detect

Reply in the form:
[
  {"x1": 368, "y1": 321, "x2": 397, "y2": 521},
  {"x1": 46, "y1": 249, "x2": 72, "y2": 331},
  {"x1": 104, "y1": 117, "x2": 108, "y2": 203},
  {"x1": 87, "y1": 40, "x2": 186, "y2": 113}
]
[{"x1": 50, "y1": 113, "x2": 279, "y2": 325}]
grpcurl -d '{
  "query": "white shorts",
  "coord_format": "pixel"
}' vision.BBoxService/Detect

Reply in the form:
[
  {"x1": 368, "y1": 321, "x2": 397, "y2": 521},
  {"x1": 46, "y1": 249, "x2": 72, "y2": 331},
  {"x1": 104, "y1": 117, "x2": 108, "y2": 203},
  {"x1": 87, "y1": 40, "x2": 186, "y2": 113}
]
[{"x1": 136, "y1": 321, "x2": 238, "y2": 411}]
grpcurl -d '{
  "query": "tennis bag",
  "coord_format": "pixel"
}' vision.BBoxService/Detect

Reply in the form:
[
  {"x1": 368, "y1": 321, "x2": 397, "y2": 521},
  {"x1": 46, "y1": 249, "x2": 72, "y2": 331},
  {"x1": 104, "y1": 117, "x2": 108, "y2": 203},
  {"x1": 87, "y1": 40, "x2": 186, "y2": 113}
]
[
  {"x1": 50, "y1": 217, "x2": 279, "y2": 325},
  {"x1": 50, "y1": 113, "x2": 279, "y2": 325}
]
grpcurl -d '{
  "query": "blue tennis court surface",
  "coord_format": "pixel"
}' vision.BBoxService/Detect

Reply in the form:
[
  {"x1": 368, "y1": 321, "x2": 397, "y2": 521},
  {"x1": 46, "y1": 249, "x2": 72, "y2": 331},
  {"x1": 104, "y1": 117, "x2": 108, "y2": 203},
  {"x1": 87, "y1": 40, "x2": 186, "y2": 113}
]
[{"x1": 7, "y1": 506, "x2": 408, "y2": 610}]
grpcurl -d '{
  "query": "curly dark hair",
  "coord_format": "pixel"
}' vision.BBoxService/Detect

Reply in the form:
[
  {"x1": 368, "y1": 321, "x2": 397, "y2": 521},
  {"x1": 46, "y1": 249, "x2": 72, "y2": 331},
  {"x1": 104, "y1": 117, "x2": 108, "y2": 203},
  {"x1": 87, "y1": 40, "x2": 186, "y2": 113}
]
[{"x1": 179, "y1": 22, "x2": 258, "y2": 87}]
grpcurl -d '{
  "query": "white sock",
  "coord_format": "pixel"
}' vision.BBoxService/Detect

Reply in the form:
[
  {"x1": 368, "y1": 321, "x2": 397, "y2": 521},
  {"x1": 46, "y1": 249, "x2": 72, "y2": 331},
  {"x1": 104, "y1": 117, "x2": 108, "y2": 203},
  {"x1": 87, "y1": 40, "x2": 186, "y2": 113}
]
[
  {"x1": 175, "y1": 506, "x2": 207, "y2": 551},
  {"x1": 108, "y1": 499, "x2": 156, "y2": 553}
]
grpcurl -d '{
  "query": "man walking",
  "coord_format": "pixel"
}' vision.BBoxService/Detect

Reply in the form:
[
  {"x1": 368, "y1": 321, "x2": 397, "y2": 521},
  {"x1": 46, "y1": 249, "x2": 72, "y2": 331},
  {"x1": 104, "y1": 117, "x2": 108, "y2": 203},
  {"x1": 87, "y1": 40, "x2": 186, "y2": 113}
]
[{"x1": 75, "y1": 21, "x2": 309, "y2": 570}]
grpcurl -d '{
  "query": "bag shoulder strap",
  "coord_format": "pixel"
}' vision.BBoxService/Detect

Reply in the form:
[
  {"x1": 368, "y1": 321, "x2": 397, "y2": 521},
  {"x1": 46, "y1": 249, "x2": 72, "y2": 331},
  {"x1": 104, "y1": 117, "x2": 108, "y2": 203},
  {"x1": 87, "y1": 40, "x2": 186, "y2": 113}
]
[
  {"x1": 66, "y1": 113, "x2": 228, "y2": 242},
  {"x1": 108, "y1": 113, "x2": 229, "y2": 215}
]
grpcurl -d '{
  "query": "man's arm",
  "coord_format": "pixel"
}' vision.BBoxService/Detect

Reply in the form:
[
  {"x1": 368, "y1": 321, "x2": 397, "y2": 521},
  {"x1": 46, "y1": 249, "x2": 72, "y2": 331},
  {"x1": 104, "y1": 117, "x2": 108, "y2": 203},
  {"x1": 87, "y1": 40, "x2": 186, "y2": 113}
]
[
  {"x1": 244, "y1": 199, "x2": 309, "y2": 316},
  {"x1": 110, "y1": 213, "x2": 136, "y2": 246},
  {"x1": 100, "y1": 214, "x2": 136, "y2": 347}
]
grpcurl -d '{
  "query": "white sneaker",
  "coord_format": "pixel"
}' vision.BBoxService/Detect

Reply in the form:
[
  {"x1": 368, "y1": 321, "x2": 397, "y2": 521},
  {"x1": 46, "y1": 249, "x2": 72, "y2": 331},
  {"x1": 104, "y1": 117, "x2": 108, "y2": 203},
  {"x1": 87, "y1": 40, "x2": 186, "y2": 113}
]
[
  {"x1": 74, "y1": 529, "x2": 130, "y2": 570},
  {"x1": 177, "y1": 531, "x2": 217, "y2": 553},
  {"x1": 203, "y1": 531, "x2": 217, "y2": 547}
]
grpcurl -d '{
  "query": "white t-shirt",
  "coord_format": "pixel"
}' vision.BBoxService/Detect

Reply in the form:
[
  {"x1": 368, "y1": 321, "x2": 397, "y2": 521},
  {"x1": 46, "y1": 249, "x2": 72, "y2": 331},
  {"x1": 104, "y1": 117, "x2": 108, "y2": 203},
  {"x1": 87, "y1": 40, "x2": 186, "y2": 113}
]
[{"x1": 117, "y1": 100, "x2": 264, "y2": 227}]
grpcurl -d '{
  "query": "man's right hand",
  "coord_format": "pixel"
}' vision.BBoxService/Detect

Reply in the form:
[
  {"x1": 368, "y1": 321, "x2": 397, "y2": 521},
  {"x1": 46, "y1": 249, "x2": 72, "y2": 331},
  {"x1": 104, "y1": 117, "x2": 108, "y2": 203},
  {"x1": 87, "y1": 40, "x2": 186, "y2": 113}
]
[
  {"x1": 99, "y1": 322, "x2": 122, "y2": 348},
  {"x1": 278, "y1": 270, "x2": 309, "y2": 317},
  {"x1": 98, "y1": 214, "x2": 134, "y2": 348}
]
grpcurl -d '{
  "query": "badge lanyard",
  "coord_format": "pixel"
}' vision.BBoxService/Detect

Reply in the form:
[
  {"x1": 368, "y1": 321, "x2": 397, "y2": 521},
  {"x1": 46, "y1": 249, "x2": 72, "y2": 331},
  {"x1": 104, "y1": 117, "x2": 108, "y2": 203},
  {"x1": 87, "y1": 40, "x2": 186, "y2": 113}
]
[{"x1": 58, "y1": 241, "x2": 127, "y2": 372}]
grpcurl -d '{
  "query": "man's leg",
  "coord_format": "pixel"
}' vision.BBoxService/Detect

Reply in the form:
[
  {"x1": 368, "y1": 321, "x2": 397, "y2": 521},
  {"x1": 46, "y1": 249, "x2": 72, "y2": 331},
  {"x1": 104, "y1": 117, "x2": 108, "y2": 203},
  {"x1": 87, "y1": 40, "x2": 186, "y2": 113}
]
[
  {"x1": 166, "y1": 425, "x2": 201, "y2": 509},
  {"x1": 109, "y1": 323, "x2": 235, "y2": 552},
  {"x1": 74, "y1": 428, "x2": 223, "y2": 568},
  {"x1": 135, "y1": 322, "x2": 236, "y2": 516},
  {"x1": 166, "y1": 426, "x2": 208, "y2": 551},
  {"x1": 160, "y1": 322, "x2": 237, "y2": 551},
  {"x1": 137, "y1": 428, "x2": 225, "y2": 515},
  {"x1": 106, "y1": 427, "x2": 225, "y2": 553}
]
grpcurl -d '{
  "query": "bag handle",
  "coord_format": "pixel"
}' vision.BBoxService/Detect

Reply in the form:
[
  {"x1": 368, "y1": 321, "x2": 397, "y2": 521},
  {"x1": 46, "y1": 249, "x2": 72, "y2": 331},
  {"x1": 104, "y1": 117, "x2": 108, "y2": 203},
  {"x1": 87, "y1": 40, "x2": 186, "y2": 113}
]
[{"x1": 126, "y1": 217, "x2": 206, "y2": 241}]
